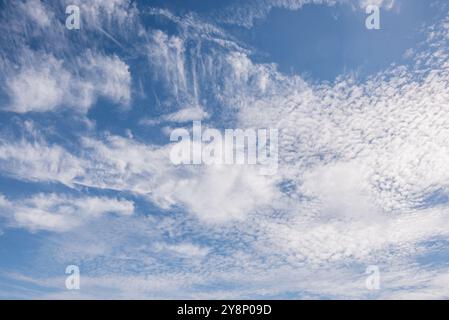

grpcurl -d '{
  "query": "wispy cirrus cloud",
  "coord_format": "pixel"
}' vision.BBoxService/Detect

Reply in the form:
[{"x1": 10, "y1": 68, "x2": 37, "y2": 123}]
[
  {"x1": 216, "y1": 0, "x2": 397, "y2": 28},
  {"x1": 0, "y1": 193, "x2": 134, "y2": 232}
]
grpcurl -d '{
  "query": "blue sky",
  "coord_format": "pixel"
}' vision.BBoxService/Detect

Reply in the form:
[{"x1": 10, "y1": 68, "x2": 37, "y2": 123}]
[{"x1": 0, "y1": 0, "x2": 449, "y2": 299}]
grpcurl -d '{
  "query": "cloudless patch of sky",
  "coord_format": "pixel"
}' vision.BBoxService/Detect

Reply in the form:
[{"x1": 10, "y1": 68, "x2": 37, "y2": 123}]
[{"x1": 232, "y1": 0, "x2": 439, "y2": 81}]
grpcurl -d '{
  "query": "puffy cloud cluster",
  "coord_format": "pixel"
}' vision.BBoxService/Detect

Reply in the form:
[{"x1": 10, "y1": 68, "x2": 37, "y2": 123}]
[{"x1": 3, "y1": 50, "x2": 131, "y2": 113}]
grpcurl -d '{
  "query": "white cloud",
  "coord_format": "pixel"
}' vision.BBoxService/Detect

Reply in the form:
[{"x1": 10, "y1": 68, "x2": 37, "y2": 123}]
[
  {"x1": 0, "y1": 129, "x2": 279, "y2": 224},
  {"x1": 0, "y1": 193, "x2": 134, "y2": 232},
  {"x1": 161, "y1": 106, "x2": 209, "y2": 122},
  {"x1": 301, "y1": 161, "x2": 380, "y2": 221},
  {"x1": 80, "y1": 51, "x2": 132, "y2": 108},
  {"x1": 18, "y1": 0, "x2": 53, "y2": 28},
  {"x1": 146, "y1": 31, "x2": 191, "y2": 106},
  {"x1": 4, "y1": 50, "x2": 131, "y2": 113},
  {"x1": 0, "y1": 138, "x2": 85, "y2": 186},
  {"x1": 79, "y1": 135, "x2": 278, "y2": 223},
  {"x1": 140, "y1": 106, "x2": 209, "y2": 125},
  {"x1": 155, "y1": 164, "x2": 279, "y2": 222},
  {"x1": 153, "y1": 242, "x2": 210, "y2": 258},
  {"x1": 6, "y1": 53, "x2": 71, "y2": 113}
]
